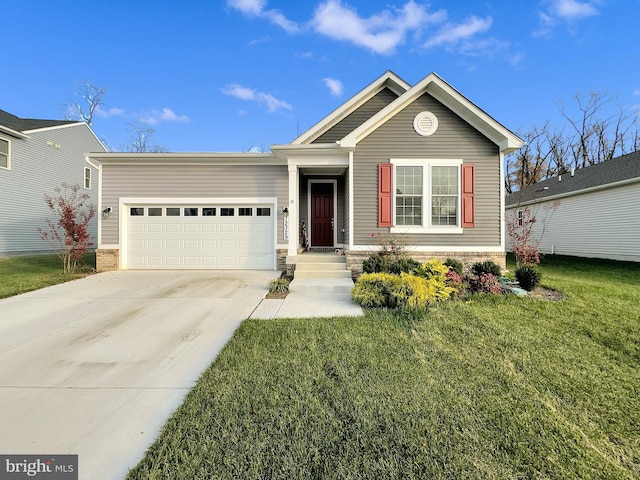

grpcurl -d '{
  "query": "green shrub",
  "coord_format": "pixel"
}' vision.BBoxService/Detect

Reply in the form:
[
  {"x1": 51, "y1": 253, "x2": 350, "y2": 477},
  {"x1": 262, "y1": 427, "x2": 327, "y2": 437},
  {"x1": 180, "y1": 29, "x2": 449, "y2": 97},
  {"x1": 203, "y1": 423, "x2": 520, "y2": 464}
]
[
  {"x1": 444, "y1": 258, "x2": 463, "y2": 275},
  {"x1": 352, "y1": 270, "x2": 455, "y2": 309},
  {"x1": 515, "y1": 266, "x2": 542, "y2": 291},
  {"x1": 414, "y1": 260, "x2": 455, "y2": 300},
  {"x1": 352, "y1": 273, "x2": 398, "y2": 308},
  {"x1": 362, "y1": 253, "x2": 419, "y2": 275},
  {"x1": 362, "y1": 253, "x2": 389, "y2": 274},
  {"x1": 471, "y1": 260, "x2": 502, "y2": 277},
  {"x1": 388, "y1": 257, "x2": 421, "y2": 275},
  {"x1": 268, "y1": 277, "x2": 289, "y2": 293}
]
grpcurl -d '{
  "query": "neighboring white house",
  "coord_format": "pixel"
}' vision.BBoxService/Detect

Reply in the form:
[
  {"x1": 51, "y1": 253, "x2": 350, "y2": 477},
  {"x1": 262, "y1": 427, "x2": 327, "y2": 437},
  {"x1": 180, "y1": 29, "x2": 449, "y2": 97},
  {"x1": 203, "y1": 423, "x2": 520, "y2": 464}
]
[
  {"x1": 0, "y1": 109, "x2": 107, "y2": 255},
  {"x1": 505, "y1": 151, "x2": 640, "y2": 263}
]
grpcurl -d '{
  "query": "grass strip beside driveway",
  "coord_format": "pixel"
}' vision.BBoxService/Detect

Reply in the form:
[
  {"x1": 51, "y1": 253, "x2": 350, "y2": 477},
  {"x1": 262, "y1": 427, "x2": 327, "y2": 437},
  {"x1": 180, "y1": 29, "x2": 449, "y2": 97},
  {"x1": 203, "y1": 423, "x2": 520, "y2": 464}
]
[
  {"x1": 127, "y1": 255, "x2": 640, "y2": 479},
  {"x1": 0, "y1": 254, "x2": 95, "y2": 299}
]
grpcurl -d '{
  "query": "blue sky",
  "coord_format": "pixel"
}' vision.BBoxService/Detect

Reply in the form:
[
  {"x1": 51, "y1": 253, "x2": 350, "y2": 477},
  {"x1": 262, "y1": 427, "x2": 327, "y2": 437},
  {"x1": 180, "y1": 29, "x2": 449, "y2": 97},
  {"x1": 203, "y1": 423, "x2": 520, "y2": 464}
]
[{"x1": 4, "y1": 0, "x2": 639, "y2": 152}]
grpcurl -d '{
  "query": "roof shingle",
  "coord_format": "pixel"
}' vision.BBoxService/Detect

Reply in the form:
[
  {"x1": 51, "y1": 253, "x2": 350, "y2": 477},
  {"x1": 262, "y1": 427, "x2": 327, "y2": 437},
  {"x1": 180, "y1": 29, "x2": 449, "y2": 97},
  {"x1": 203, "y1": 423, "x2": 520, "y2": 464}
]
[
  {"x1": 0, "y1": 108, "x2": 77, "y2": 133},
  {"x1": 506, "y1": 151, "x2": 640, "y2": 206}
]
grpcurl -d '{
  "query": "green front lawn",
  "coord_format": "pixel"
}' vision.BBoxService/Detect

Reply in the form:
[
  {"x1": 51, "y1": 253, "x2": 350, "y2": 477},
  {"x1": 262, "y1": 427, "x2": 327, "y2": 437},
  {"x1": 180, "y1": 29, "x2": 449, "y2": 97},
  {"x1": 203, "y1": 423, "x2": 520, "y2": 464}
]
[
  {"x1": 128, "y1": 255, "x2": 640, "y2": 479},
  {"x1": 0, "y1": 253, "x2": 95, "y2": 299}
]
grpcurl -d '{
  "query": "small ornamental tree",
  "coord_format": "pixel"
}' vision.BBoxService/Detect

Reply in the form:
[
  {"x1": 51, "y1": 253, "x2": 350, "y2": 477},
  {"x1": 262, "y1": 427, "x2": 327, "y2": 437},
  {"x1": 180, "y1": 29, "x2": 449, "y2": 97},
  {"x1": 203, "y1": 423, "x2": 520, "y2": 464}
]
[
  {"x1": 39, "y1": 183, "x2": 95, "y2": 273},
  {"x1": 506, "y1": 201, "x2": 559, "y2": 267}
]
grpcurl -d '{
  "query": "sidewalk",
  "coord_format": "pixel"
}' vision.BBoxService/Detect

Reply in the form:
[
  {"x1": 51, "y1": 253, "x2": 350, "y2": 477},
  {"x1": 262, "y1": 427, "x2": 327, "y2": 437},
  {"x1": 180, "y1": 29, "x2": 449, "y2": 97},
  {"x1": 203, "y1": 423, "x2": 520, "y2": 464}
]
[{"x1": 250, "y1": 291, "x2": 363, "y2": 319}]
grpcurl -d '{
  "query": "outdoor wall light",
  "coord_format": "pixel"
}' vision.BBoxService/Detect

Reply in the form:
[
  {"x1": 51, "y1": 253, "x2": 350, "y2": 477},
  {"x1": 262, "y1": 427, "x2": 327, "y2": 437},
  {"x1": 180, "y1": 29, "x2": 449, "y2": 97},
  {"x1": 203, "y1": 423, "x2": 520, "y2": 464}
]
[
  {"x1": 102, "y1": 206, "x2": 112, "y2": 219},
  {"x1": 282, "y1": 207, "x2": 289, "y2": 214}
]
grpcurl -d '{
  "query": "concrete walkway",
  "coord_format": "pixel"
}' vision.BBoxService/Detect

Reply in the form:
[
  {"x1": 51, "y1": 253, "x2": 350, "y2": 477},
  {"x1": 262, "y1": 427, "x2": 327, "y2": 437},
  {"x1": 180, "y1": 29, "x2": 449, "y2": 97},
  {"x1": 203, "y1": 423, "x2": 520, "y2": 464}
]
[{"x1": 250, "y1": 278, "x2": 364, "y2": 319}]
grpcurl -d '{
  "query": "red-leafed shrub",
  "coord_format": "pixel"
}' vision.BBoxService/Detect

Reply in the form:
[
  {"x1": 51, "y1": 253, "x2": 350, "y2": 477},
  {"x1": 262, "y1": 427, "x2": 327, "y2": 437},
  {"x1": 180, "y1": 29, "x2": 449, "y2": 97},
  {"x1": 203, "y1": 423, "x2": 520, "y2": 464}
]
[{"x1": 39, "y1": 183, "x2": 95, "y2": 273}]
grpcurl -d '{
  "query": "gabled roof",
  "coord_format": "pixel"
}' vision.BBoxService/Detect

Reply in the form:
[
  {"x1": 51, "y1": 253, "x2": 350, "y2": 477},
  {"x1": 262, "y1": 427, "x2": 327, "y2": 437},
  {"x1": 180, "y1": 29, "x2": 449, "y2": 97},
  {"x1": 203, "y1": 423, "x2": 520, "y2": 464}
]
[
  {"x1": 0, "y1": 108, "x2": 78, "y2": 138},
  {"x1": 340, "y1": 72, "x2": 523, "y2": 154},
  {"x1": 505, "y1": 151, "x2": 640, "y2": 207},
  {"x1": 291, "y1": 71, "x2": 411, "y2": 145}
]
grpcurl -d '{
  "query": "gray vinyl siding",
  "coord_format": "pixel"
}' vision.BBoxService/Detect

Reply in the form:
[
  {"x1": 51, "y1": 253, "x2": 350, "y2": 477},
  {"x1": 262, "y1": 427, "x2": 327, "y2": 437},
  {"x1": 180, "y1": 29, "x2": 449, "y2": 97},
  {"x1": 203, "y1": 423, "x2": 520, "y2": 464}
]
[
  {"x1": 353, "y1": 92, "x2": 500, "y2": 247},
  {"x1": 0, "y1": 124, "x2": 105, "y2": 255},
  {"x1": 101, "y1": 164, "x2": 288, "y2": 245},
  {"x1": 313, "y1": 88, "x2": 399, "y2": 143},
  {"x1": 506, "y1": 181, "x2": 640, "y2": 262}
]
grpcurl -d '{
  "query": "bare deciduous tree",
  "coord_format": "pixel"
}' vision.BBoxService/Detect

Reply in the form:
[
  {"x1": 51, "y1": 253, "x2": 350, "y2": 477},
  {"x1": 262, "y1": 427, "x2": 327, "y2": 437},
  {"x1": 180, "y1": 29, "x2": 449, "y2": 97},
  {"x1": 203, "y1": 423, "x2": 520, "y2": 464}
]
[
  {"x1": 63, "y1": 82, "x2": 107, "y2": 126},
  {"x1": 506, "y1": 91, "x2": 639, "y2": 192},
  {"x1": 124, "y1": 123, "x2": 169, "y2": 153}
]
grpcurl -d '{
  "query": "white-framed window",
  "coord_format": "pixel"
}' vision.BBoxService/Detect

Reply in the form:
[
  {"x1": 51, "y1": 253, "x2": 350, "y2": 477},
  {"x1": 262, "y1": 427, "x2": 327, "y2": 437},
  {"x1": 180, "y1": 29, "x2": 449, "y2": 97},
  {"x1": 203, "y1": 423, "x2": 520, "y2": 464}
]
[
  {"x1": 390, "y1": 158, "x2": 463, "y2": 234},
  {"x1": 84, "y1": 166, "x2": 91, "y2": 189},
  {"x1": 0, "y1": 137, "x2": 9, "y2": 169}
]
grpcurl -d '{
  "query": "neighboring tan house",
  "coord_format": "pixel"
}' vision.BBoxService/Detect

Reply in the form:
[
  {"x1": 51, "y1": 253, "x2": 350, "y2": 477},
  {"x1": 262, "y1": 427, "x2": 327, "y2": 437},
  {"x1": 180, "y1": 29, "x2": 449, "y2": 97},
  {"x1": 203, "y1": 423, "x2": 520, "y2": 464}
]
[
  {"x1": 88, "y1": 71, "x2": 523, "y2": 273},
  {"x1": 505, "y1": 151, "x2": 640, "y2": 263},
  {"x1": 0, "y1": 109, "x2": 107, "y2": 255}
]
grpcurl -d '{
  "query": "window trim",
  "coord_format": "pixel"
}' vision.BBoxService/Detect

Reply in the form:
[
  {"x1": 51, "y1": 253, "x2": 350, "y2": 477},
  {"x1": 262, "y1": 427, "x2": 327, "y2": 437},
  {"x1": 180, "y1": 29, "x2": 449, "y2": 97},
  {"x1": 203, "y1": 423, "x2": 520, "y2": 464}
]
[
  {"x1": 84, "y1": 166, "x2": 92, "y2": 189},
  {"x1": 0, "y1": 137, "x2": 10, "y2": 170},
  {"x1": 390, "y1": 158, "x2": 463, "y2": 234}
]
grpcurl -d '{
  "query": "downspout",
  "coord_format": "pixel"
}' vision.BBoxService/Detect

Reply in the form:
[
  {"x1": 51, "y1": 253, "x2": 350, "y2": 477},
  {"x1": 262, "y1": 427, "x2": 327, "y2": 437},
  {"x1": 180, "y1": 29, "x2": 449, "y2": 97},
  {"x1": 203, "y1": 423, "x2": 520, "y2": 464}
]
[
  {"x1": 348, "y1": 150, "x2": 354, "y2": 250},
  {"x1": 85, "y1": 155, "x2": 102, "y2": 247},
  {"x1": 499, "y1": 152, "x2": 506, "y2": 252}
]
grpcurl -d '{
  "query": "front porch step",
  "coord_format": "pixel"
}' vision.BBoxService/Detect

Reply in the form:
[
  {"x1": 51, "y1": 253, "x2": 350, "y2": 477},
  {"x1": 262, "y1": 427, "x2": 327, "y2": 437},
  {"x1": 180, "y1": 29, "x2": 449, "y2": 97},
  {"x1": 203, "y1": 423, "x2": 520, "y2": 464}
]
[
  {"x1": 296, "y1": 262, "x2": 346, "y2": 271},
  {"x1": 297, "y1": 253, "x2": 346, "y2": 264},
  {"x1": 289, "y1": 278, "x2": 355, "y2": 294},
  {"x1": 293, "y1": 252, "x2": 352, "y2": 281},
  {"x1": 294, "y1": 269, "x2": 353, "y2": 279}
]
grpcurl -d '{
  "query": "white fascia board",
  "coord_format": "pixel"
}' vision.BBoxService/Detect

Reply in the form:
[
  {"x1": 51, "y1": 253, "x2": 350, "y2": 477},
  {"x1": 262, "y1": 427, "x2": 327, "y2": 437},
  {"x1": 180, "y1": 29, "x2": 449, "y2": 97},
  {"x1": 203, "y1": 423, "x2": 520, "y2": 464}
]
[
  {"x1": 349, "y1": 245, "x2": 506, "y2": 253},
  {"x1": 340, "y1": 74, "x2": 438, "y2": 148},
  {"x1": 341, "y1": 72, "x2": 524, "y2": 153},
  {"x1": 0, "y1": 125, "x2": 29, "y2": 139},
  {"x1": 425, "y1": 80, "x2": 524, "y2": 153},
  {"x1": 22, "y1": 122, "x2": 85, "y2": 134},
  {"x1": 291, "y1": 71, "x2": 410, "y2": 145},
  {"x1": 120, "y1": 196, "x2": 278, "y2": 205},
  {"x1": 87, "y1": 152, "x2": 286, "y2": 166}
]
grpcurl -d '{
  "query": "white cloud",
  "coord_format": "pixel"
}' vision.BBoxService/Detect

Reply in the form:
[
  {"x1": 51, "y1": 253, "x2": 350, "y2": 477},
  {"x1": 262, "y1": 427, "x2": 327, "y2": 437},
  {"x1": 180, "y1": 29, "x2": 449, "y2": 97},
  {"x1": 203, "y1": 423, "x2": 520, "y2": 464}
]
[
  {"x1": 423, "y1": 16, "x2": 493, "y2": 48},
  {"x1": 139, "y1": 108, "x2": 190, "y2": 125},
  {"x1": 549, "y1": 0, "x2": 599, "y2": 20},
  {"x1": 227, "y1": 0, "x2": 300, "y2": 33},
  {"x1": 535, "y1": 0, "x2": 599, "y2": 36},
  {"x1": 323, "y1": 77, "x2": 344, "y2": 97},
  {"x1": 311, "y1": 0, "x2": 445, "y2": 55},
  {"x1": 222, "y1": 84, "x2": 292, "y2": 112},
  {"x1": 94, "y1": 106, "x2": 125, "y2": 118}
]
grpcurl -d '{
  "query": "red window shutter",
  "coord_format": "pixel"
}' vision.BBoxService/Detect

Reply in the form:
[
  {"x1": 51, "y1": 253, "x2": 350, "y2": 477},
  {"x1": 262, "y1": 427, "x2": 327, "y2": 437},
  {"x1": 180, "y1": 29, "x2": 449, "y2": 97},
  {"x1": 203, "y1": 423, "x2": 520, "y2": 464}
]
[
  {"x1": 378, "y1": 163, "x2": 392, "y2": 227},
  {"x1": 461, "y1": 164, "x2": 475, "y2": 228}
]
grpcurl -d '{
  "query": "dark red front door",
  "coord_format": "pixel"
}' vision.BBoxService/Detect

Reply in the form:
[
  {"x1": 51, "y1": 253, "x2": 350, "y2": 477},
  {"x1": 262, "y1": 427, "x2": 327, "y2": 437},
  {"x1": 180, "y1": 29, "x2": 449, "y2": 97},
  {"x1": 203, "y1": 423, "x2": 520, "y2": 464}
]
[{"x1": 311, "y1": 183, "x2": 334, "y2": 246}]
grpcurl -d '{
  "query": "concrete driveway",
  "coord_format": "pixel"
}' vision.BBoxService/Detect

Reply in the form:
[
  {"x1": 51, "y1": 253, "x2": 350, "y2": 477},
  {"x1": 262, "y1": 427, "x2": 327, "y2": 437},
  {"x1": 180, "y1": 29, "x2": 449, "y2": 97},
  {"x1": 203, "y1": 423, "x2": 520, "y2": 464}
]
[{"x1": 0, "y1": 270, "x2": 279, "y2": 479}]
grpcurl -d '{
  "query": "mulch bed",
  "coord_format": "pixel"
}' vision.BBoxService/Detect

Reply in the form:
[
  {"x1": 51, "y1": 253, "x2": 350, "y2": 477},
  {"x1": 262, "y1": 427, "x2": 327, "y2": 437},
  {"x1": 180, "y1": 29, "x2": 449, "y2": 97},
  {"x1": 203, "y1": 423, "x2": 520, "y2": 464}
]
[{"x1": 528, "y1": 286, "x2": 566, "y2": 301}]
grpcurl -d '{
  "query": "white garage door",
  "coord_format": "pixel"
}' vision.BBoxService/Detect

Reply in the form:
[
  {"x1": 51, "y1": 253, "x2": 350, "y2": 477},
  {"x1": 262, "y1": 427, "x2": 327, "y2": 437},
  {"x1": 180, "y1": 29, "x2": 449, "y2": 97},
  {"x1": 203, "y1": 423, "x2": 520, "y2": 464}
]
[{"x1": 126, "y1": 204, "x2": 275, "y2": 269}]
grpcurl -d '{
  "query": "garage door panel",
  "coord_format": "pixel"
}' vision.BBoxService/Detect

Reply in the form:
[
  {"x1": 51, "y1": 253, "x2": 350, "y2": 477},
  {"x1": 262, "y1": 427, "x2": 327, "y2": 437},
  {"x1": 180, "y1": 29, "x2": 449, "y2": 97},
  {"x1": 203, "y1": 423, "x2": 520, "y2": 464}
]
[
  {"x1": 127, "y1": 204, "x2": 274, "y2": 269},
  {"x1": 183, "y1": 240, "x2": 199, "y2": 249}
]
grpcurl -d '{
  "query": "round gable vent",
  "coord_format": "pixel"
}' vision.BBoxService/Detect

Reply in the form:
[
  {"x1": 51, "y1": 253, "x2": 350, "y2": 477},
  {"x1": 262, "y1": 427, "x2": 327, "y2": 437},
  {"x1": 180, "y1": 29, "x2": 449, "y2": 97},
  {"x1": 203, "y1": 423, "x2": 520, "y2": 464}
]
[{"x1": 413, "y1": 111, "x2": 438, "y2": 136}]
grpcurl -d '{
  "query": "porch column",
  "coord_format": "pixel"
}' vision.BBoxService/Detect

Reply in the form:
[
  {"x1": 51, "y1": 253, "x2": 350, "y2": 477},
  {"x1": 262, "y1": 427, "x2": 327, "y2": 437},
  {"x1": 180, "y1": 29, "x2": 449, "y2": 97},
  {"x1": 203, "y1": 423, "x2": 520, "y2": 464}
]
[{"x1": 288, "y1": 164, "x2": 299, "y2": 256}]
